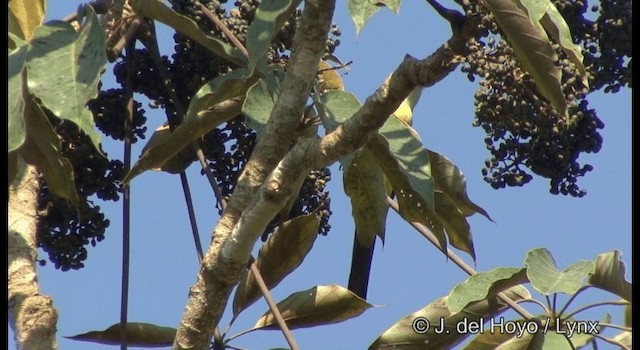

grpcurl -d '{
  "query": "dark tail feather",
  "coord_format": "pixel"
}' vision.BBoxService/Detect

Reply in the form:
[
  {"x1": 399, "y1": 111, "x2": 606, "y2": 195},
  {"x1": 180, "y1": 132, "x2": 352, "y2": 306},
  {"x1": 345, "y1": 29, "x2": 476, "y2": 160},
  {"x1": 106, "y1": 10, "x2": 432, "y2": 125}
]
[{"x1": 348, "y1": 231, "x2": 375, "y2": 300}]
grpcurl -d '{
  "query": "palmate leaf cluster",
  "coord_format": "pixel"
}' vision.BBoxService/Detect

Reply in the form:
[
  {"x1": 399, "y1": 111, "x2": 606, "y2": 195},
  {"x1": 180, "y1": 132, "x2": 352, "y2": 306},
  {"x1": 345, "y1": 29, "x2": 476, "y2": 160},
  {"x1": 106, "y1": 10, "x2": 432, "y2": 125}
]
[{"x1": 8, "y1": 0, "x2": 631, "y2": 348}]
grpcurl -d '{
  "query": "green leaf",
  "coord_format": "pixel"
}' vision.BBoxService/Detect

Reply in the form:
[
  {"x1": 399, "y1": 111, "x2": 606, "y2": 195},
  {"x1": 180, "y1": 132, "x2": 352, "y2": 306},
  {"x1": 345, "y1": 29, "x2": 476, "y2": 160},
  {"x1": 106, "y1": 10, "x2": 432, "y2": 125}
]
[
  {"x1": 315, "y1": 90, "x2": 362, "y2": 167},
  {"x1": 344, "y1": 148, "x2": 390, "y2": 246},
  {"x1": 448, "y1": 267, "x2": 529, "y2": 314},
  {"x1": 124, "y1": 68, "x2": 254, "y2": 182},
  {"x1": 483, "y1": 0, "x2": 566, "y2": 118},
  {"x1": 8, "y1": 152, "x2": 19, "y2": 186},
  {"x1": 18, "y1": 88, "x2": 78, "y2": 208},
  {"x1": 123, "y1": 100, "x2": 242, "y2": 183},
  {"x1": 233, "y1": 214, "x2": 320, "y2": 316},
  {"x1": 624, "y1": 303, "x2": 631, "y2": 327},
  {"x1": 524, "y1": 248, "x2": 595, "y2": 295},
  {"x1": 8, "y1": 41, "x2": 28, "y2": 152},
  {"x1": 428, "y1": 150, "x2": 493, "y2": 221},
  {"x1": 131, "y1": 0, "x2": 246, "y2": 66},
  {"x1": 140, "y1": 124, "x2": 198, "y2": 174},
  {"x1": 370, "y1": 0, "x2": 402, "y2": 14},
  {"x1": 66, "y1": 322, "x2": 176, "y2": 347},
  {"x1": 243, "y1": 68, "x2": 287, "y2": 137},
  {"x1": 539, "y1": 330, "x2": 584, "y2": 350},
  {"x1": 246, "y1": 0, "x2": 298, "y2": 75},
  {"x1": 463, "y1": 327, "x2": 527, "y2": 350},
  {"x1": 613, "y1": 330, "x2": 632, "y2": 349},
  {"x1": 516, "y1": 0, "x2": 587, "y2": 86},
  {"x1": 516, "y1": 0, "x2": 550, "y2": 22},
  {"x1": 495, "y1": 328, "x2": 544, "y2": 350},
  {"x1": 26, "y1": 6, "x2": 105, "y2": 152},
  {"x1": 366, "y1": 118, "x2": 447, "y2": 252},
  {"x1": 588, "y1": 250, "x2": 632, "y2": 302},
  {"x1": 433, "y1": 191, "x2": 475, "y2": 260},
  {"x1": 187, "y1": 67, "x2": 256, "y2": 119},
  {"x1": 348, "y1": 0, "x2": 383, "y2": 36},
  {"x1": 369, "y1": 285, "x2": 531, "y2": 350},
  {"x1": 8, "y1": 0, "x2": 46, "y2": 40},
  {"x1": 253, "y1": 285, "x2": 374, "y2": 330},
  {"x1": 377, "y1": 116, "x2": 434, "y2": 208},
  {"x1": 317, "y1": 90, "x2": 361, "y2": 133}
]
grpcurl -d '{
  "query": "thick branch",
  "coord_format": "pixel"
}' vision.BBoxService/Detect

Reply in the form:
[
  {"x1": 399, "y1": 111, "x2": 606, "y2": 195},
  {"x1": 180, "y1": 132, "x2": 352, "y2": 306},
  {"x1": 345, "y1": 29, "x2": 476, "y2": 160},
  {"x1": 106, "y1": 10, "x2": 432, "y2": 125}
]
[
  {"x1": 174, "y1": 5, "x2": 480, "y2": 349},
  {"x1": 8, "y1": 158, "x2": 58, "y2": 350},
  {"x1": 173, "y1": 1, "x2": 336, "y2": 349}
]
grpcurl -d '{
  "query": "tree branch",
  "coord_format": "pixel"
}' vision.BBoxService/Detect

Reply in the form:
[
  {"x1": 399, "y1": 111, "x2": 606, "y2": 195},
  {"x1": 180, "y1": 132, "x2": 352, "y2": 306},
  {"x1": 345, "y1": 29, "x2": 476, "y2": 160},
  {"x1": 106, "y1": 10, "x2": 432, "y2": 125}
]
[
  {"x1": 8, "y1": 158, "x2": 58, "y2": 350},
  {"x1": 173, "y1": 4, "x2": 482, "y2": 349},
  {"x1": 173, "y1": 1, "x2": 336, "y2": 349}
]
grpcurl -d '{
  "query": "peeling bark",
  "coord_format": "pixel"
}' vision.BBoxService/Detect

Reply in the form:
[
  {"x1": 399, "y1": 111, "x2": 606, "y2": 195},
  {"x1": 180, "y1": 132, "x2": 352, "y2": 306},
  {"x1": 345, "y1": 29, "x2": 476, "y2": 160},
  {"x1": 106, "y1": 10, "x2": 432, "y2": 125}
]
[{"x1": 8, "y1": 158, "x2": 59, "y2": 350}]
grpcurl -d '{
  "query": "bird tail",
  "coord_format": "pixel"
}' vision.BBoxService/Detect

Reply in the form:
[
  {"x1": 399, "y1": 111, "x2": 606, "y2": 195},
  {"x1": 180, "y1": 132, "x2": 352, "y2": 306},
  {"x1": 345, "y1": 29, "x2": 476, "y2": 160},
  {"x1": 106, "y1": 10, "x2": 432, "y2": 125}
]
[{"x1": 347, "y1": 231, "x2": 375, "y2": 300}]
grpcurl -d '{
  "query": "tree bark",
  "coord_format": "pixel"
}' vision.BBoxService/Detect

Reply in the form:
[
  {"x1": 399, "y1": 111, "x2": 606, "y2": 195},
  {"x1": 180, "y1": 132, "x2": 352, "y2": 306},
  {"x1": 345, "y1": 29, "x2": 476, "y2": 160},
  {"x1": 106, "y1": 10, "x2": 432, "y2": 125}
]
[
  {"x1": 173, "y1": 4, "x2": 481, "y2": 348},
  {"x1": 173, "y1": 1, "x2": 337, "y2": 349},
  {"x1": 8, "y1": 157, "x2": 59, "y2": 350}
]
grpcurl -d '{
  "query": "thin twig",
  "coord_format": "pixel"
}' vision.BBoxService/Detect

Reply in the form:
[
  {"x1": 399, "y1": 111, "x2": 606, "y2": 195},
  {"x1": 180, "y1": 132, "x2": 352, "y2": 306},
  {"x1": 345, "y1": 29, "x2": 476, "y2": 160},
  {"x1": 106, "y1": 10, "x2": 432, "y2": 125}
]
[
  {"x1": 562, "y1": 300, "x2": 630, "y2": 321},
  {"x1": 109, "y1": 17, "x2": 143, "y2": 62},
  {"x1": 557, "y1": 285, "x2": 591, "y2": 318},
  {"x1": 195, "y1": 1, "x2": 249, "y2": 59},
  {"x1": 62, "y1": 0, "x2": 109, "y2": 22},
  {"x1": 141, "y1": 23, "x2": 228, "y2": 210},
  {"x1": 317, "y1": 60, "x2": 353, "y2": 73},
  {"x1": 195, "y1": 145, "x2": 228, "y2": 210},
  {"x1": 591, "y1": 333, "x2": 631, "y2": 350},
  {"x1": 249, "y1": 259, "x2": 300, "y2": 350},
  {"x1": 180, "y1": 173, "x2": 204, "y2": 262},
  {"x1": 141, "y1": 21, "x2": 231, "y2": 344},
  {"x1": 120, "y1": 38, "x2": 138, "y2": 350},
  {"x1": 386, "y1": 197, "x2": 536, "y2": 321}
]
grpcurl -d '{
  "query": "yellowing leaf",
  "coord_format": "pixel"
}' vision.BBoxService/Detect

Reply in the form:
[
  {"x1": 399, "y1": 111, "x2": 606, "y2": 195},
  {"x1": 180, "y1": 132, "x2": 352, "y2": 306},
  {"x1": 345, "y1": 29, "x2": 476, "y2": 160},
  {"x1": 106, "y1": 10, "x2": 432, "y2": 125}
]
[
  {"x1": 19, "y1": 78, "x2": 78, "y2": 208},
  {"x1": 344, "y1": 149, "x2": 389, "y2": 246},
  {"x1": 131, "y1": 0, "x2": 246, "y2": 66},
  {"x1": 124, "y1": 100, "x2": 241, "y2": 183},
  {"x1": 66, "y1": 322, "x2": 176, "y2": 347},
  {"x1": 8, "y1": 0, "x2": 46, "y2": 40},
  {"x1": 254, "y1": 285, "x2": 374, "y2": 330},
  {"x1": 348, "y1": 0, "x2": 383, "y2": 35},
  {"x1": 233, "y1": 214, "x2": 320, "y2": 316},
  {"x1": 524, "y1": 248, "x2": 595, "y2": 295},
  {"x1": 26, "y1": 6, "x2": 106, "y2": 153},
  {"x1": 588, "y1": 250, "x2": 632, "y2": 302},
  {"x1": 483, "y1": 0, "x2": 566, "y2": 118},
  {"x1": 370, "y1": 286, "x2": 531, "y2": 349},
  {"x1": 448, "y1": 267, "x2": 528, "y2": 314},
  {"x1": 141, "y1": 124, "x2": 197, "y2": 174},
  {"x1": 317, "y1": 61, "x2": 345, "y2": 93},
  {"x1": 246, "y1": 0, "x2": 300, "y2": 75}
]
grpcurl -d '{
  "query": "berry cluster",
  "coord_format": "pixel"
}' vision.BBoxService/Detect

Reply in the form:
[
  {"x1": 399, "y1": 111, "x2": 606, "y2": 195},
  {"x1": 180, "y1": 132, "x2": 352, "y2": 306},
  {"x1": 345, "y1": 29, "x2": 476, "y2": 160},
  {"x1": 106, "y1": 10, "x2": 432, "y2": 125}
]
[
  {"x1": 39, "y1": 0, "x2": 339, "y2": 269},
  {"x1": 37, "y1": 117, "x2": 124, "y2": 270},
  {"x1": 87, "y1": 88, "x2": 148, "y2": 143},
  {"x1": 458, "y1": 0, "x2": 625, "y2": 197}
]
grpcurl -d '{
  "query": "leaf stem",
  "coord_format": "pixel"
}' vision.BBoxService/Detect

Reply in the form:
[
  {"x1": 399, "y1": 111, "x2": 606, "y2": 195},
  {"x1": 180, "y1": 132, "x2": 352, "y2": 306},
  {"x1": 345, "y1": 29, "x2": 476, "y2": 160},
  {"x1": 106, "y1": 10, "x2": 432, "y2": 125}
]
[
  {"x1": 563, "y1": 299, "x2": 630, "y2": 321},
  {"x1": 248, "y1": 258, "x2": 300, "y2": 350},
  {"x1": 120, "y1": 37, "x2": 138, "y2": 350},
  {"x1": 556, "y1": 285, "x2": 590, "y2": 319},
  {"x1": 141, "y1": 23, "x2": 229, "y2": 211},
  {"x1": 591, "y1": 333, "x2": 631, "y2": 350},
  {"x1": 62, "y1": 0, "x2": 109, "y2": 22},
  {"x1": 195, "y1": 1, "x2": 249, "y2": 60},
  {"x1": 109, "y1": 17, "x2": 143, "y2": 62},
  {"x1": 386, "y1": 197, "x2": 536, "y2": 321}
]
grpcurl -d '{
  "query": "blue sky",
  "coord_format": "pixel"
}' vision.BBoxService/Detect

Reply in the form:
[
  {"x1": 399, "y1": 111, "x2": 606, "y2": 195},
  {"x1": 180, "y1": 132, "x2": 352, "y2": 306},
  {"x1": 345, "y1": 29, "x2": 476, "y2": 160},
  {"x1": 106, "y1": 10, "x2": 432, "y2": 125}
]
[{"x1": 10, "y1": 1, "x2": 631, "y2": 349}]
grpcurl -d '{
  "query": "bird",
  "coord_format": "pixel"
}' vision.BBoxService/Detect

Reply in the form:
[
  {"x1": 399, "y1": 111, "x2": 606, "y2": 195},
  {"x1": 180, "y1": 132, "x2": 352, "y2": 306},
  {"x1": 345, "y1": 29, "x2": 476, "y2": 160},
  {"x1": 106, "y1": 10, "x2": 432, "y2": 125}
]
[{"x1": 347, "y1": 83, "x2": 422, "y2": 299}]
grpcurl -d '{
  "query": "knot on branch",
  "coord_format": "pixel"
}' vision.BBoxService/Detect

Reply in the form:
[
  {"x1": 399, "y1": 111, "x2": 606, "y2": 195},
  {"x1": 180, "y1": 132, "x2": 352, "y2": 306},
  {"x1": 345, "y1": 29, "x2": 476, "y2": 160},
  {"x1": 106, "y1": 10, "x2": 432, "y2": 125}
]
[{"x1": 263, "y1": 180, "x2": 289, "y2": 205}]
